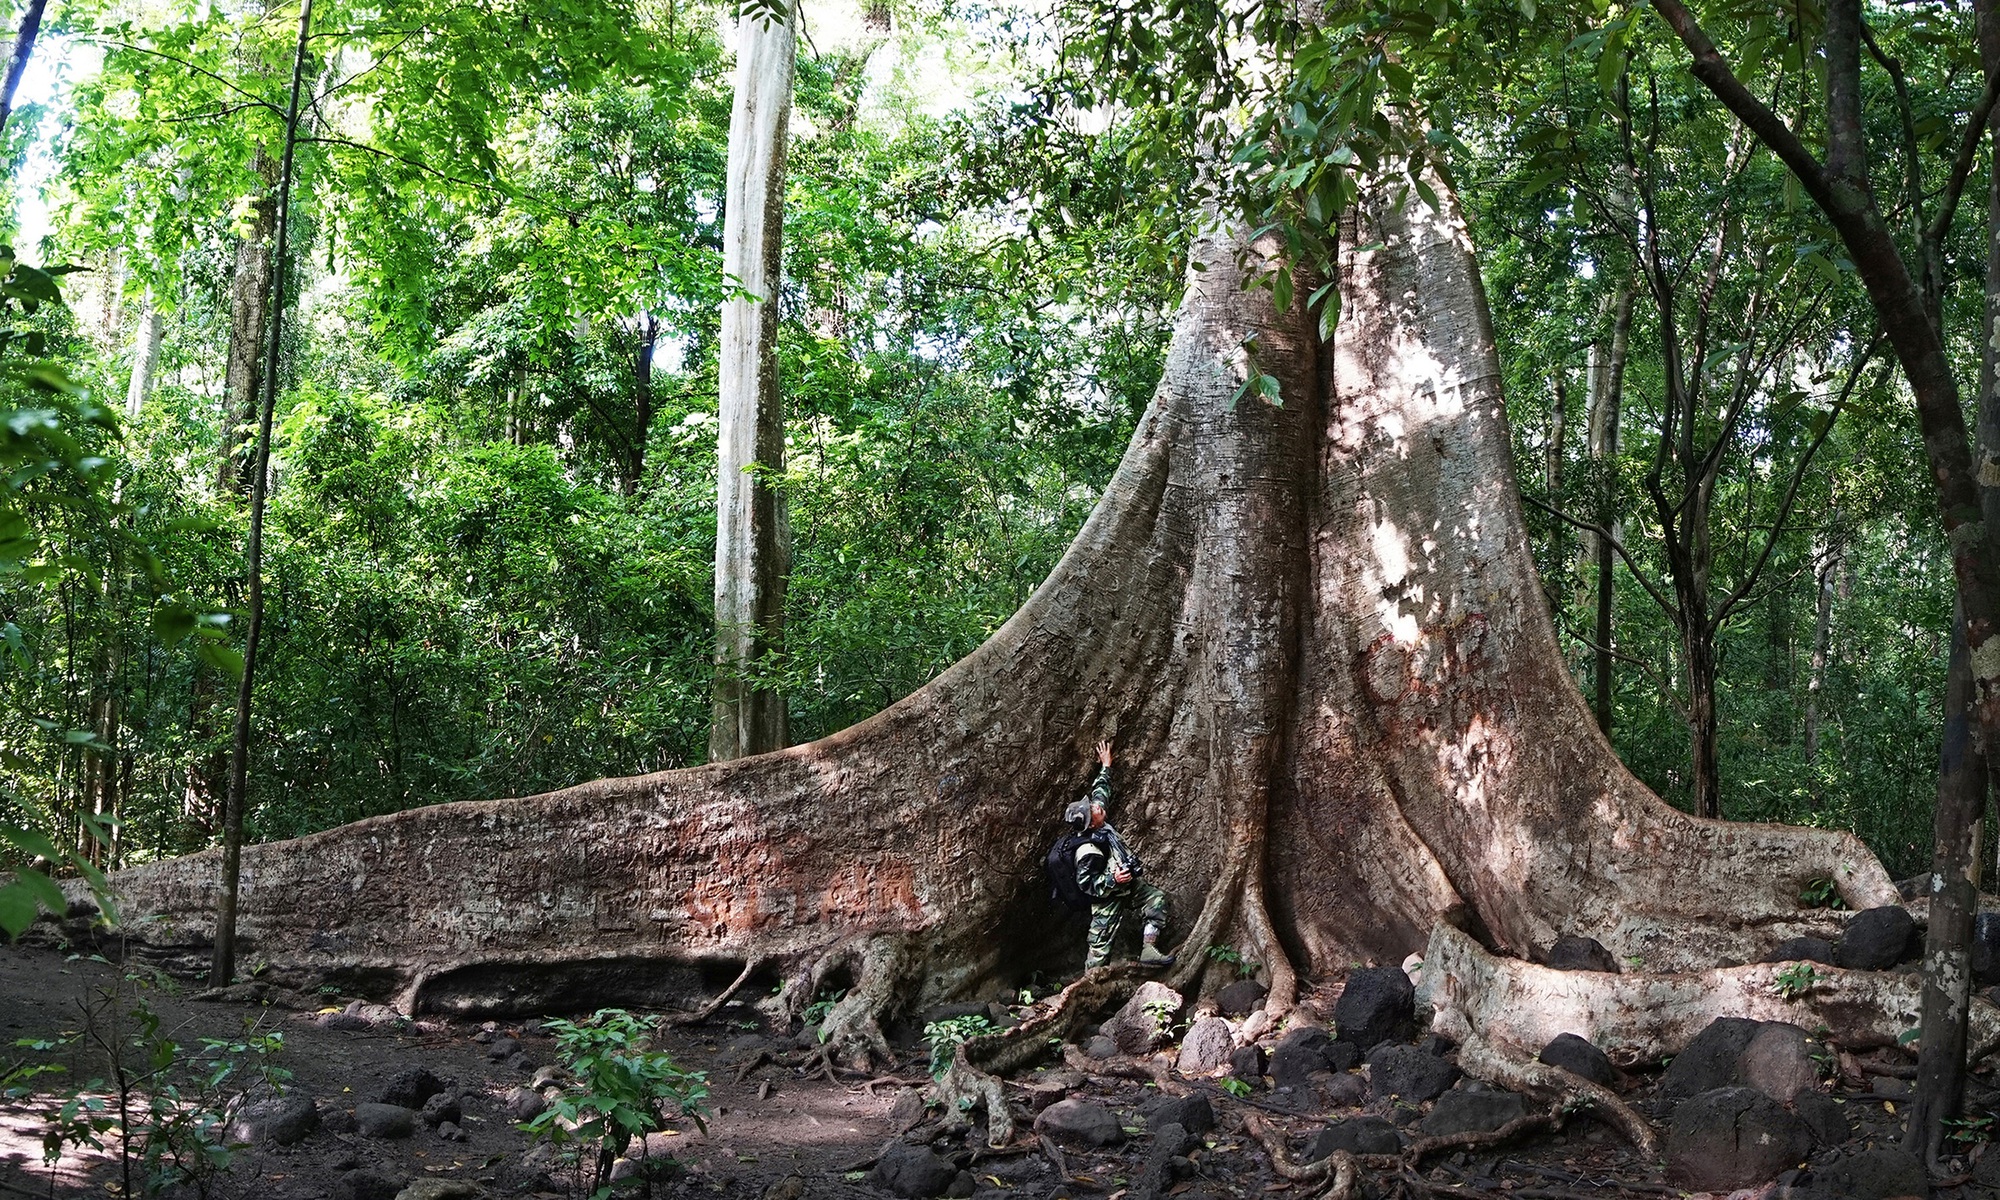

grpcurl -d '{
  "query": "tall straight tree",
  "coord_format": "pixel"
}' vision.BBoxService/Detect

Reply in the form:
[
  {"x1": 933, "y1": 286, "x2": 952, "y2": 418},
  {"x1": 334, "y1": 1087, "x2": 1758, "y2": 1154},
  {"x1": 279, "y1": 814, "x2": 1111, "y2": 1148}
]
[
  {"x1": 210, "y1": 0, "x2": 312, "y2": 988},
  {"x1": 711, "y1": 0, "x2": 795, "y2": 762}
]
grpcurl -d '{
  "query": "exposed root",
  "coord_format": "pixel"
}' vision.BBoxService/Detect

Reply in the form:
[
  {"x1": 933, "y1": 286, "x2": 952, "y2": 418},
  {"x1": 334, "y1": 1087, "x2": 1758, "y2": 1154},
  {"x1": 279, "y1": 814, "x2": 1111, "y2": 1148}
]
[
  {"x1": 1452, "y1": 1033, "x2": 1657, "y2": 1157},
  {"x1": 664, "y1": 955, "x2": 767, "y2": 1026},
  {"x1": 732, "y1": 1050, "x2": 771, "y2": 1084},
  {"x1": 795, "y1": 933, "x2": 913, "y2": 1074},
  {"x1": 1319, "y1": 1151, "x2": 1359, "y2": 1200},
  {"x1": 935, "y1": 963, "x2": 1149, "y2": 1147},
  {"x1": 1244, "y1": 1112, "x2": 1334, "y2": 1183},
  {"x1": 1037, "y1": 1133, "x2": 1069, "y2": 1182},
  {"x1": 1404, "y1": 1109, "x2": 1562, "y2": 1162},
  {"x1": 851, "y1": 1075, "x2": 928, "y2": 1094}
]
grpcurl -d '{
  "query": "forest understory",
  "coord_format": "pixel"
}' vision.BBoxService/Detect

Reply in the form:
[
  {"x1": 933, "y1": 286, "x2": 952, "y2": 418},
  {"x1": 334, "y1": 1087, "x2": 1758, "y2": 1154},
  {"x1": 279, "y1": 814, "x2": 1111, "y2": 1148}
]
[{"x1": 5, "y1": 928, "x2": 1998, "y2": 1200}]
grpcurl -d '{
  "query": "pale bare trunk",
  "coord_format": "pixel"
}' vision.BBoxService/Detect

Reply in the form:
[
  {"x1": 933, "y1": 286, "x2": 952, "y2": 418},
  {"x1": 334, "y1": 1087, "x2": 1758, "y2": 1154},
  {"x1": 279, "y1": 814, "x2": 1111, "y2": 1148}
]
[
  {"x1": 126, "y1": 287, "x2": 163, "y2": 420},
  {"x1": 1803, "y1": 539, "x2": 1835, "y2": 776},
  {"x1": 219, "y1": 152, "x2": 277, "y2": 495},
  {"x1": 711, "y1": 4, "x2": 795, "y2": 762},
  {"x1": 1587, "y1": 286, "x2": 1633, "y2": 734},
  {"x1": 0, "y1": 0, "x2": 46, "y2": 140}
]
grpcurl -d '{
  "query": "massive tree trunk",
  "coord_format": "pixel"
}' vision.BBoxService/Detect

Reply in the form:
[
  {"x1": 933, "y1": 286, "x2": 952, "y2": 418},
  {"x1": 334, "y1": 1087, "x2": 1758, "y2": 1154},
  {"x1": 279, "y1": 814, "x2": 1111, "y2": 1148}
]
[
  {"x1": 83, "y1": 181, "x2": 1900, "y2": 1086},
  {"x1": 710, "y1": 4, "x2": 795, "y2": 762}
]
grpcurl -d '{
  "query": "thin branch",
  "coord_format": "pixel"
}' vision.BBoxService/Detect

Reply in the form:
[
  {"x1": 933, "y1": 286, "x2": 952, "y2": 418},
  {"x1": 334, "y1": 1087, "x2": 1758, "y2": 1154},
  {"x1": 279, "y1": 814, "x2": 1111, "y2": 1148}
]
[
  {"x1": 1921, "y1": 62, "x2": 2000, "y2": 249},
  {"x1": 88, "y1": 38, "x2": 284, "y2": 118},
  {"x1": 1521, "y1": 493, "x2": 1679, "y2": 620}
]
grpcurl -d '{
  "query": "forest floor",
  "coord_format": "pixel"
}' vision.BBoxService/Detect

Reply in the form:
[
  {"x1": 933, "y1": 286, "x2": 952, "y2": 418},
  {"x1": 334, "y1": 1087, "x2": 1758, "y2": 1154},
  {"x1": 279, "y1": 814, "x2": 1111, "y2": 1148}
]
[{"x1": 0, "y1": 940, "x2": 1994, "y2": 1200}]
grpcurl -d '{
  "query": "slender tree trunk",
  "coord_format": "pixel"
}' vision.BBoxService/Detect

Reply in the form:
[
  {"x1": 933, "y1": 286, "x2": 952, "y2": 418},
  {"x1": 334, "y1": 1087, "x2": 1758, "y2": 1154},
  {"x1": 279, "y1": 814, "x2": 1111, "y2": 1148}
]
[
  {"x1": 218, "y1": 151, "x2": 278, "y2": 495},
  {"x1": 126, "y1": 286, "x2": 163, "y2": 420},
  {"x1": 711, "y1": 2, "x2": 795, "y2": 761},
  {"x1": 1588, "y1": 286, "x2": 1633, "y2": 734},
  {"x1": 0, "y1": 0, "x2": 47, "y2": 141},
  {"x1": 211, "y1": 0, "x2": 312, "y2": 987},
  {"x1": 1804, "y1": 540, "x2": 1836, "y2": 777},
  {"x1": 629, "y1": 312, "x2": 657, "y2": 498}
]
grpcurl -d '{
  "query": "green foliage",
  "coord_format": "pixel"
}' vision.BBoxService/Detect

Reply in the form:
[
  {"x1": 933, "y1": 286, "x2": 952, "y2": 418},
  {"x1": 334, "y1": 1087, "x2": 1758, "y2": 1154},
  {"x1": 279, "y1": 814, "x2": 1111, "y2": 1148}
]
[
  {"x1": 1204, "y1": 943, "x2": 1257, "y2": 980},
  {"x1": 522, "y1": 1009, "x2": 708, "y2": 1199},
  {"x1": 1219, "y1": 1077, "x2": 1251, "y2": 1098},
  {"x1": 923, "y1": 1014, "x2": 997, "y2": 1079},
  {"x1": 1799, "y1": 878, "x2": 1846, "y2": 910},
  {"x1": 1771, "y1": 963, "x2": 1822, "y2": 1001},
  {"x1": 1945, "y1": 1112, "x2": 1995, "y2": 1147}
]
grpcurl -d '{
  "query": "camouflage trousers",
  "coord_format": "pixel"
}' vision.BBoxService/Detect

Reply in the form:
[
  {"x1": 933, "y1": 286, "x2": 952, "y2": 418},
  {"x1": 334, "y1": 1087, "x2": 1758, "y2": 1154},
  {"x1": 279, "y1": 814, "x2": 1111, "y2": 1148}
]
[{"x1": 1085, "y1": 882, "x2": 1170, "y2": 970}]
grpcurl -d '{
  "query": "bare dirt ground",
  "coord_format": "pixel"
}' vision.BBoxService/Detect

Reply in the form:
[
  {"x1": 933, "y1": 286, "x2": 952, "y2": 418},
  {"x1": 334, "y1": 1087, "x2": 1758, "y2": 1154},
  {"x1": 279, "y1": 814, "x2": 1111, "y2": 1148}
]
[{"x1": 2, "y1": 938, "x2": 1995, "y2": 1200}]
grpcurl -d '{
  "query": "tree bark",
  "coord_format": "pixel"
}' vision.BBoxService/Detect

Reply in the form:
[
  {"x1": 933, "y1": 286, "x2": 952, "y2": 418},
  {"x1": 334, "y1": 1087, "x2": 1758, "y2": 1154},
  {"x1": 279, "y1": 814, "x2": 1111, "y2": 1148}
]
[
  {"x1": 1803, "y1": 539, "x2": 1836, "y2": 776},
  {"x1": 91, "y1": 180, "x2": 1903, "y2": 1101},
  {"x1": 219, "y1": 150, "x2": 278, "y2": 496},
  {"x1": 629, "y1": 312, "x2": 657, "y2": 498},
  {"x1": 711, "y1": 3, "x2": 795, "y2": 762},
  {"x1": 0, "y1": 0, "x2": 47, "y2": 141},
  {"x1": 211, "y1": 0, "x2": 313, "y2": 987},
  {"x1": 126, "y1": 286, "x2": 163, "y2": 420},
  {"x1": 1588, "y1": 287, "x2": 1633, "y2": 734}
]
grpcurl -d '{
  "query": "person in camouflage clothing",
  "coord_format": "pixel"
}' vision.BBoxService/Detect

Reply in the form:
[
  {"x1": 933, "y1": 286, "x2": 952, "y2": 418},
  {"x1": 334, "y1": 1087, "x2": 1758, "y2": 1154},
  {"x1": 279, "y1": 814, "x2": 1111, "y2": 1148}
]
[{"x1": 1065, "y1": 741, "x2": 1174, "y2": 970}]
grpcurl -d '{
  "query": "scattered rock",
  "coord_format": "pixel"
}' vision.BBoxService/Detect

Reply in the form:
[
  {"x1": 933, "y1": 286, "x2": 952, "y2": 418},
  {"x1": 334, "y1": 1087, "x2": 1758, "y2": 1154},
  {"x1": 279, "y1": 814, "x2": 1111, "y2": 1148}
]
[
  {"x1": 1176, "y1": 1016, "x2": 1234, "y2": 1076},
  {"x1": 1103, "y1": 982, "x2": 1183, "y2": 1055},
  {"x1": 529, "y1": 1064, "x2": 566, "y2": 1089},
  {"x1": 1271, "y1": 1026, "x2": 1338, "y2": 1090},
  {"x1": 1365, "y1": 1044, "x2": 1458, "y2": 1103},
  {"x1": 342, "y1": 999, "x2": 404, "y2": 1027},
  {"x1": 1546, "y1": 935, "x2": 1619, "y2": 973},
  {"x1": 1793, "y1": 1091, "x2": 1851, "y2": 1148},
  {"x1": 1537, "y1": 1033, "x2": 1616, "y2": 1088},
  {"x1": 505, "y1": 1051, "x2": 537, "y2": 1073},
  {"x1": 1836, "y1": 906, "x2": 1917, "y2": 971},
  {"x1": 1303, "y1": 1116, "x2": 1401, "y2": 1160},
  {"x1": 1216, "y1": 979, "x2": 1267, "y2": 1017},
  {"x1": 374, "y1": 1066, "x2": 449, "y2": 1110},
  {"x1": 944, "y1": 1169, "x2": 975, "y2": 1198},
  {"x1": 354, "y1": 1102, "x2": 417, "y2": 1140},
  {"x1": 1763, "y1": 936, "x2": 1837, "y2": 965},
  {"x1": 1229, "y1": 1044, "x2": 1267, "y2": 1081},
  {"x1": 1799, "y1": 1145, "x2": 1929, "y2": 1199},
  {"x1": 868, "y1": 1141, "x2": 957, "y2": 1198},
  {"x1": 1315, "y1": 1073, "x2": 1367, "y2": 1108},
  {"x1": 436, "y1": 1120, "x2": 468, "y2": 1142},
  {"x1": 334, "y1": 1168, "x2": 406, "y2": 1200},
  {"x1": 1870, "y1": 1074, "x2": 1911, "y2": 1098},
  {"x1": 419, "y1": 1092, "x2": 462, "y2": 1127},
  {"x1": 1323, "y1": 1040, "x2": 1361, "y2": 1072},
  {"x1": 1420, "y1": 1083, "x2": 1526, "y2": 1137},
  {"x1": 1735, "y1": 1022, "x2": 1820, "y2": 1103},
  {"x1": 762, "y1": 1177, "x2": 807, "y2": 1200},
  {"x1": 392, "y1": 1180, "x2": 481, "y2": 1200},
  {"x1": 1333, "y1": 967, "x2": 1415, "y2": 1047},
  {"x1": 1034, "y1": 1098, "x2": 1126, "y2": 1148},
  {"x1": 321, "y1": 1107, "x2": 357, "y2": 1135},
  {"x1": 485, "y1": 1037, "x2": 520, "y2": 1062},
  {"x1": 502, "y1": 1086, "x2": 546, "y2": 1123},
  {"x1": 318, "y1": 1011, "x2": 373, "y2": 1031},
  {"x1": 889, "y1": 1088, "x2": 928, "y2": 1132},
  {"x1": 1084, "y1": 1035, "x2": 1119, "y2": 1060},
  {"x1": 1658, "y1": 1017, "x2": 1762, "y2": 1108},
  {"x1": 225, "y1": 1094, "x2": 319, "y2": 1146},
  {"x1": 1665, "y1": 1086, "x2": 1811, "y2": 1192},
  {"x1": 1975, "y1": 913, "x2": 2000, "y2": 988},
  {"x1": 1150, "y1": 1120, "x2": 1200, "y2": 1159},
  {"x1": 1147, "y1": 1094, "x2": 1214, "y2": 1137}
]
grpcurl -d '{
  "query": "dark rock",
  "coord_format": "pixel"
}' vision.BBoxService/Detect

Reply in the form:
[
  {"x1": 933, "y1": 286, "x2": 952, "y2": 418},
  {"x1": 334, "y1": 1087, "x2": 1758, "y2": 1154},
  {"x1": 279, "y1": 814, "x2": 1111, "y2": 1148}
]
[
  {"x1": 1665, "y1": 1086, "x2": 1811, "y2": 1192},
  {"x1": 1537, "y1": 1033, "x2": 1616, "y2": 1088},
  {"x1": 1546, "y1": 935, "x2": 1620, "y2": 973},
  {"x1": 333, "y1": 1168, "x2": 406, "y2": 1200},
  {"x1": 317, "y1": 1012, "x2": 373, "y2": 1031},
  {"x1": 1836, "y1": 906, "x2": 1918, "y2": 971},
  {"x1": 321, "y1": 1107, "x2": 357, "y2": 1135},
  {"x1": 869, "y1": 1142, "x2": 957, "y2": 1199},
  {"x1": 1975, "y1": 913, "x2": 2000, "y2": 988},
  {"x1": 1736, "y1": 1022, "x2": 1820, "y2": 1103},
  {"x1": 485, "y1": 1037, "x2": 520, "y2": 1062},
  {"x1": 1793, "y1": 1090, "x2": 1851, "y2": 1148},
  {"x1": 1271, "y1": 1026, "x2": 1338, "y2": 1089},
  {"x1": 1764, "y1": 937, "x2": 1837, "y2": 966},
  {"x1": 1151, "y1": 1121, "x2": 1200, "y2": 1160},
  {"x1": 1147, "y1": 1094, "x2": 1214, "y2": 1137},
  {"x1": 1333, "y1": 967, "x2": 1415, "y2": 1047},
  {"x1": 1217, "y1": 979, "x2": 1267, "y2": 1017},
  {"x1": 354, "y1": 1102, "x2": 416, "y2": 1139},
  {"x1": 1315, "y1": 1073, "x2": 1367, "y2": 1108},
  {"x1": 1229, "y1": 1044, "x2": 1267, "y2": 1081},
  {"x1": 889, "y1": 1088, "x2": 928, "y2": 1132},
  {"x1": 506, "y1": 1051, "x2": 537, "y2": 1073},
  {"x1": 502, "y1": 1086, "x2": 545, "y2": 1123},
  {"x1": 1420, "y1": 1084, "x2": 1526, "y2": 1137},
  {"x1": 1323, "y1": 1041, "x2": 1360, "y2": 1072},
  {"x1": 1176, "y1": 1017, "x2": 1234, "y2": 1076},
  {"x1": 1084, "y1": 1035, "x2": 1119, "y2": 1060},
  {"x1": 944, "y1": 1170, "x2": 976, "y2": 1198},
  {"x1": 1303, "y1": 1116, "x2": 1401, "y2": 1160},
  {"x1": 1103, "y1": 982, "x2": 1183, "y2": 1055},
  {"x1": 436, "y1": 1120, "x2": 467, "y2": 1142},
  {"x1": 391, "y1": 1180, "x2": 479, "y2": 1200},
  {"x1": 1803, "y1": 1146, "x2": 1929, "y2": 1199},
  {"x1": 1416, "y1": 1034, "x2": 1454, "y2": 1057},
  {"x1": 1658, "y1": 1017, "x2": 1763, "y2": 1108},
  {"x1": 374, "y1": 1066, "x2": 449, "y2": 1109},
  {"x1": 419, "y1": 1092, "x2": 461, "y2": 1127},
  {"x1": 226, "y1": 1095, "x2": 319, "y2": 1146},
  {"x1": 1034, "y1": 1098, "x2": 1126, "y2": 1147},
  {"x1": 1871, "y1": 1074, "x2": 1911, "y2": 1098},
  {"x1": 1365, "y1": 1044, "x2": 1458, "y2": 1103}
]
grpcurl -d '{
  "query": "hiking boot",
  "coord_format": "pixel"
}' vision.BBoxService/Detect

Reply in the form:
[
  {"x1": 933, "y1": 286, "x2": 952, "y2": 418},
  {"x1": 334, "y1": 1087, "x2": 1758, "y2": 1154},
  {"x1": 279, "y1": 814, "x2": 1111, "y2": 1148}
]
[{"x1": 1139, "y1": 943, "x2": 1175, "y2": 967}]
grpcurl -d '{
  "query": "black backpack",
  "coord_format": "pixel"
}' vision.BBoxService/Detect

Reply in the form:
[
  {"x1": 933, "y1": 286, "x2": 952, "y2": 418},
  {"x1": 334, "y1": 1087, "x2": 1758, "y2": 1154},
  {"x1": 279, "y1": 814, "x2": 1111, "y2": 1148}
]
[{"x1": 1046, "y1": 828, "x2": 1109, "y2": 912}]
